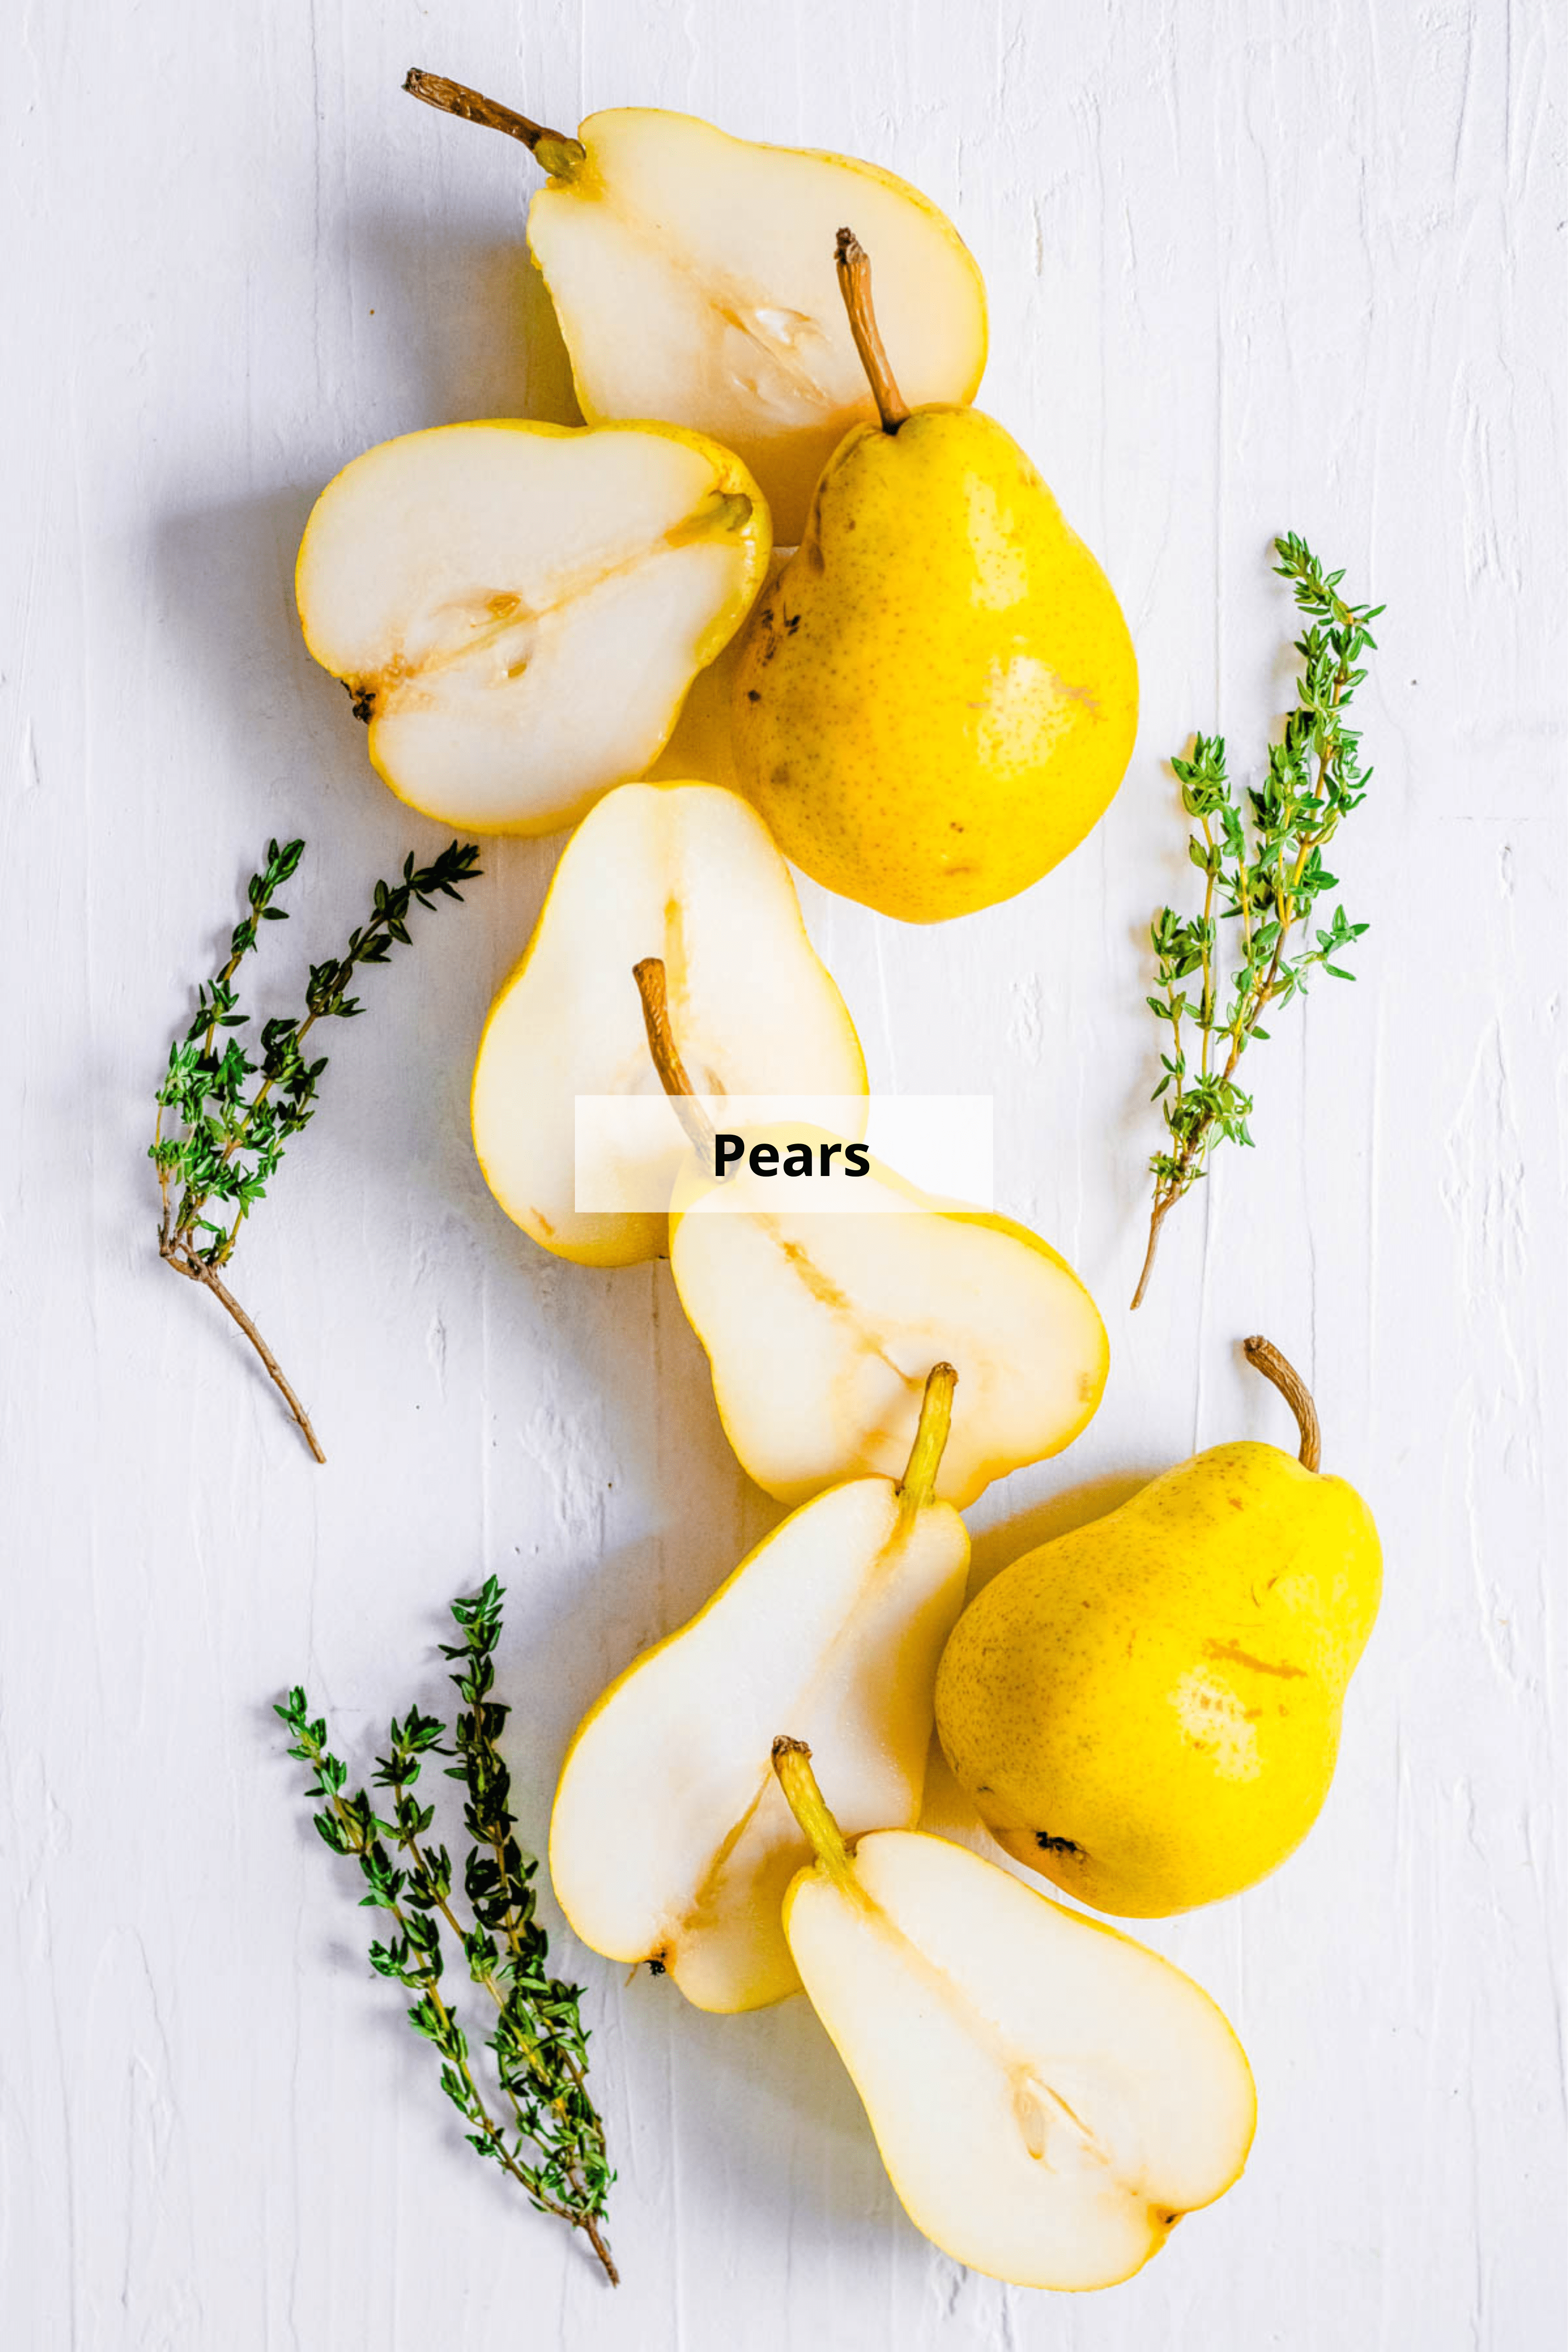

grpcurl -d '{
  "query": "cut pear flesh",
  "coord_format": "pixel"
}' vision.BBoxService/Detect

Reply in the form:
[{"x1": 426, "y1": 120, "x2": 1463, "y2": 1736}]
[
  {"x1": 526, "y1": 111, "x2": 987, "y2": 545},
  {"x1": 296, "y1": 421, "x2": 770, "y2": 833},
  {"x1": 550, "y1": 1472, "x2": 969, "y2": 2012},
  {"x1": 781, "y1": 1811, "x2": 1256, "y2": 2288},
  {"x1": 471, "y1": 782, "x2": 866, "y2": 1265},
  {"x1": 669, "y1": 1152, "x2": 1108, "y2": 1507}
]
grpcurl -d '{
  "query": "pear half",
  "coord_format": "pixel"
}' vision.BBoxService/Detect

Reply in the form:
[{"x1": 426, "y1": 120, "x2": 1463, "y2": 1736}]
[
  {"x1": 471, "y1": 782, "x2": 864, "y2": 1266},
  {"x1": 774, "y1": 1741, "x2": 1256, "y2": 2289},
  {"x1": 405, "y1": 74, "x2": 987, "y2": 541},
  {"x1": 665, "y1": 1140, "x2": 1107, "y2": 1509},
  {"x1": 296, "y1": 420, "x2": 769, "y2": 833},
  {"x1": 549, "y1": 1368, "x2": 969, "y2": 2011}
]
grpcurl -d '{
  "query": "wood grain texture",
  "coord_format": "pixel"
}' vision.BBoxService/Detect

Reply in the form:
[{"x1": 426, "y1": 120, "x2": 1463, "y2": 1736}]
[{"x1": 2, "y1": 1, "x2": 1564, "y2": 2344}]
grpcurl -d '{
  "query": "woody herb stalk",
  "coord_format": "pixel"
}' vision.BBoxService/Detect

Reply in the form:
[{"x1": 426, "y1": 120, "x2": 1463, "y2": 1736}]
[
  {"x1": 151, "y1": 835, "x2": 480, "y2": 1456},
  {"x1": 1132, "y1": 535, "x2": 1380, "y2": 1306}
]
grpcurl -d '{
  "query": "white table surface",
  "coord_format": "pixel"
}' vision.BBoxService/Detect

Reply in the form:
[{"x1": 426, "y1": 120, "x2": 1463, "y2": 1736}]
[{"x1": 4, "y1": 3, "x2": 1564, "y2": 2345}]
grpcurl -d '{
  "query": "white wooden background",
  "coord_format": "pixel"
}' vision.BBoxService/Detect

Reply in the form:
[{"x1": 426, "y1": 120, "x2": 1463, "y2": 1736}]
[{"x1": 3, "y1": 2, "x2": 1564, "y2": 2345}]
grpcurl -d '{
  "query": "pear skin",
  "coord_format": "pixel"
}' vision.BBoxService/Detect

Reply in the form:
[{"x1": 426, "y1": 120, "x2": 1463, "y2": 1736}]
[
  {"x1": 732, "y1": 234, "x2": 1136, "y2": 923},
  {"x1": 935, "y1": 1339, "x2": 1381, "y2": 1916}
]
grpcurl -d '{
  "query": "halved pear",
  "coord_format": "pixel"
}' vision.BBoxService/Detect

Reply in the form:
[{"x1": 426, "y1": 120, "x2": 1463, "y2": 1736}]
[
  {"x1": 296, "y1": 420, "x2": 770, "y2": 833},
  {"x1": 665, "y1": 1137, "x2": 1107, "y2": 1508},
  {"x1": 404, "y1": 73, "x2": 987, "y2": 541},
  {"x1": 774, "y1": 1742, "x2": 1256, "y2": 2289},
  {"x1": 471, "y1": 783, "x2": 866, "y2": 1266},
  {"x1": 549, "y1": 1369, "x2": 969, "y2": 2011}
]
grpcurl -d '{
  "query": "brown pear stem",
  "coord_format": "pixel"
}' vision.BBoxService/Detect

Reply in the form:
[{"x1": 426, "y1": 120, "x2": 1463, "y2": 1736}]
[
  {"x1": 896, "y1": 1364, "x2": 958, "y2": 1520},
  {"x1": 834, "y1": 229, "x2": 911, "y2": 433},
  {"x1": 771, "y1": 1739, "x2": 856, "y2": 1888},
  {"x1": 632, "y1": 958, "x2": 718, "y2": 1162},
  {"x1": 1243, "y1": 1335, "x2": 1322, "y2": 1471},
  {"x1": 402, "y1": 71, "x2": 584, "y2": 172}
]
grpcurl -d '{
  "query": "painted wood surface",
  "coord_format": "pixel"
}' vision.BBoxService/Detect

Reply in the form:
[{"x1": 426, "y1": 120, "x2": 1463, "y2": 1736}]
[{"x1": 2, "y1": 2, "x2": 1563, "y2": 2344}]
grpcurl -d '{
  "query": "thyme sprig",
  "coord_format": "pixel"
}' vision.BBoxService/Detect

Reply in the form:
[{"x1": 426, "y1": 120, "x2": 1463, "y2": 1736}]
[
  {"x1": 1131, "y1": 535, "x2": 1381, "y2": 1307},
  {"x1": 152, "y1": 836, "x2": 481, "y2": 1457},
  {"x1": 279, "y1": 1577, "x2": 617, "y2": 2284}
]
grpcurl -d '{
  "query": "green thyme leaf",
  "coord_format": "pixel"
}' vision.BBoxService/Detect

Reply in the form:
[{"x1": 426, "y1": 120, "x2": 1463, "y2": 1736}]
[
  {"x1": 152, "y1": 836, "x2": 481, "y2": 1457},
  {"x1": 278, "y1": 1588, "x2": 617, "y2": 2284},
  {"x1": 1131, "y1": 536, "x2": 1377, "y2": 1307}
]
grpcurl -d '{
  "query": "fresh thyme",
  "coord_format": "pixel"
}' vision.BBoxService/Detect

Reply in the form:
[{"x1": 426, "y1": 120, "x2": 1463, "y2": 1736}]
[
  {"x1": 1131, "y1": 535, "x2": 1381, "y2": 1307},
  {"x1": 152, "y1": 836, "x2": 481, "y2": 1457},
  {"x1": 278, "y1": 1577, "x2": 617, "y2": 2284}
]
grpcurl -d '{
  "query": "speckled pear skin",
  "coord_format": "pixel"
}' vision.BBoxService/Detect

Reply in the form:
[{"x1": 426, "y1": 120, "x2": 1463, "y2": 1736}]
[
  {"x1": 732, "y1": 406, "x2": 1138, "y2": 923},
  {"x1": 934, "y1": 1440, "x2": 1381, "y2": 1917}
]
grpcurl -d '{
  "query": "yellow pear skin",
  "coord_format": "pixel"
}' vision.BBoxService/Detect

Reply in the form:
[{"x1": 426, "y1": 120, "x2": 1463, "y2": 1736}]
[
  {"x1": 935, "y1": 1340, "x2": 1381, "y2": 1916},
  {"x1": 732, "y1": 237, "x2": 1136, "y2": 924}
]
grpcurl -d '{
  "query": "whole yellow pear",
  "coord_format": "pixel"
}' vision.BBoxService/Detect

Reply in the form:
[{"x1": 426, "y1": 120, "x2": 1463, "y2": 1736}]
[
  {"x1": 935, "y1": 1339, "x2": 1381, "y2": 1916},
  {"x1": 732, "y1": 232, "x2": 1137, "y2": 924}
]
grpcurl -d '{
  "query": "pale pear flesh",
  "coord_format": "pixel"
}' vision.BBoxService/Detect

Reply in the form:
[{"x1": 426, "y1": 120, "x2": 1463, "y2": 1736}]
[
  {"x1": 782, "y1": 1825, "x2": 1255, "y2": 2289},
  {"x1": 549, "y1": 1479, "x2": 970, "y2": 2011},
  {"x1": 528, "y1": 109, "x2": 987, "y2": 541},
  {"x1": 668, "y1": 1149, "x2": 1108, "y2": 1507},
  {"x1": 296, "y1": 421, "x2": 769, "y2": 833},
  {"x1": 470, "y1": 782, "x2": 866, "y2": 1265}
]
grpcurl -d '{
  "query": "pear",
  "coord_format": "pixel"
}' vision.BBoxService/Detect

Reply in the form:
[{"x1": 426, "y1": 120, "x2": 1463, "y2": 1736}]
[
  {"x1": 471, "y1": 782, "x2": 865, "y2": 1266},
  {"x1": 733, "y1": 232, "x2": 1138, "y2": 923},
  {"x1": 404, "y1": 73, "x2": 986, "y2": 544},
  {"x1": 630, "y1": 972, "x2": 1106, "y2": 1505},
  {"x1": 296, "y1": 419, "x2": 769, "y2": 833},
  {"x1": 772, "y1": 1740, "x2": 1255, "y2": 2288},
  {"x1": 670, "y1": 1154, "x2": 1107, "y2": 1509},
  {"x1": 549, "y1": 1367, "x2": 969, "y2": 2011},
  {"x1": 936, "y1": 1337, "x2": 1382, "y2": 1916},
  {"x1": 648, "y1": 548, "x2": 788, "y2": 789}
]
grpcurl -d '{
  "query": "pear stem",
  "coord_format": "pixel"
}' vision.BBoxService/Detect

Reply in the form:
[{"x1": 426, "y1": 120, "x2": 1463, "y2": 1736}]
[
  {"x1": 834, "y1": 229, "x2": 911, "y2": 434},
  {"x1": 896, "y1": 1364, "x2": 958, "y2": 1520},
  {"x1": 632, "y1": 957, "x2": 718, "y2": 1163},
  {"x1": 772, "y1": 1739, "x2": 857, "y2": 1888},
  {"x1": 1243, "y1": 1334, "x2": 1322, "y2": 1471},
  {"x1": 402, "y1": 71, "x2": 585, "y2": 173}
]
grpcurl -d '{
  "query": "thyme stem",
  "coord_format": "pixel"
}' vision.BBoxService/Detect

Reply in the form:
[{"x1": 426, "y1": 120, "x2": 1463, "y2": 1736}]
[
  {"x1": 158, "y1": 1235, "x2": 325, "y2": 1461},
  {"x1": 151, "y1": 836, "x2": 481, "y2": 1453},
  {"x1": 280, "y1": 1581, "x2": 618, "y2": 2284},
  {"x1": 1133, "y1": 535, "x2": 1380, "y2": 1307}
]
